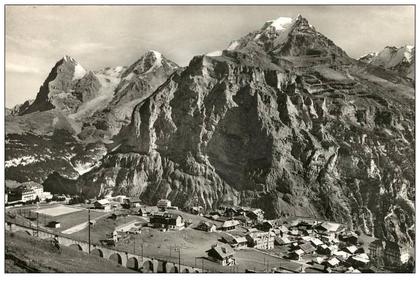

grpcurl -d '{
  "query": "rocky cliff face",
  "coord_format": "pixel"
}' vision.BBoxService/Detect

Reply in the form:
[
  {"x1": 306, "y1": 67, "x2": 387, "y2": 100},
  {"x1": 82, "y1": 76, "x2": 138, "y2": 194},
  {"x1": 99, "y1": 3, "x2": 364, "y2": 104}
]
[
  {"x1": 19, "y1": 55, "x2": 89, "y2": 115},
  {"x1": 359, "y1": 46, "x2": 415, "y2": 80},
  {"x1": 79, "y1": 50, "x2": 179, "y2": 140},
  {"x1": 74, "y1": 16, "x2": 415, "y2": 248},
  {"x1": 5, "y1": 51, "x2": 178, "y2": 184}
]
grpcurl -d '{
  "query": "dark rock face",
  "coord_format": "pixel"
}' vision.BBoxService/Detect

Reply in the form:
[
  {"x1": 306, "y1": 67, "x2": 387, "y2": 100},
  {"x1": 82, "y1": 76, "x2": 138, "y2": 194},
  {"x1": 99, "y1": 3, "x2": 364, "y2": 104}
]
[
  {"x1": 77, "y1": 16, "x2": 414, "y2": 249},
  {"x1": 5, "y1": 51, "x2": 178, "y2": 185},
  {"x1": 20, "y1": 55, "x2": 88, "y2": 115},
  {"x1": 228, "y1": 15, "x2": 349, "y2": 63},
  {"x1": 81, "y1": 51, "x2": 179, "y2": 139},
  {"x1": 6, "y1": 16, "x2": 415, "y2": 250}
]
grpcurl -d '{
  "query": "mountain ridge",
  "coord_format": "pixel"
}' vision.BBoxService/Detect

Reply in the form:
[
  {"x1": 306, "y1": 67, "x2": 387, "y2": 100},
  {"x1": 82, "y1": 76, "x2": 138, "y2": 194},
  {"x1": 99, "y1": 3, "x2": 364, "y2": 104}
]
[{"x1": 6, "y1": 15, "x2": 415, "y2": 250}]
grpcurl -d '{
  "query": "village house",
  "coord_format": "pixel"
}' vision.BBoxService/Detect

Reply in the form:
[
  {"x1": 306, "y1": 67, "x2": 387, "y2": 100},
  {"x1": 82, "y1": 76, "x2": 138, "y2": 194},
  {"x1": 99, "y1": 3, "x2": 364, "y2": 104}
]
[
  {"x1": 157, "y1": 199, "x2": 171, "y2": 210},
  {"x1": 107, "y1": 195, "x2": 127, "y2": 203},
  {"x1": 40, "y1": 191, "x2": 53, "y2": 201},
  {"x1": 384, "y1": 241, "x2": 410, "y2": 267},
  {"x1": 122, "y1": 197, "x2": 142, "y2": 208},
  {"x1": 318, "y1": 244, "x2": 338, "y2": 255},
  {"x1": 246, "y1": 231, "x2": 275, "y2": 250},
  {"x1": 224, "y1": 207, "x2": 240, "y2": 218},
  {"x1": 246, "y1": 208, "x2": 264, "y2": 222},
  {"x1": 5, "y1": 189, "x2": 24, "y2": 205},
  {"x1": 309, "y1": 238, "x2": 324, "y2": 247},
  {"x1": 206, "y1": 244, "x2": 236, "y2": 266},
  {"x1": 137, "y1": 207, "x2": 147, "y2": 216},
  {"x1": 21, "y1": 188, "x2": 37, "y2": 202},
  {"x1": 94, "y1": 199, "x2": 111, "y2": 211},
  {"x1": 296, "y1": 220, "x2": 314, "y2": 231},
  {"x1": 348, "y1": 253, "x2": 370, "y2": 269},
  {"x1": 339, "y1": 231, "x2": 359, "y2": 245},
  {"x1": 258, "y1": 220, "x2": 275, "y2": 232},
  {"x1": 344, "y1": 245, "x2": 358, "y2": 254},
  {"x1": 219, "y1": 219, "x2": 240, "y2": 231},
  {"x1": 275, "y1": 236, "x2": 291, "y2": 246},
  {"x1": 196, "y1": 221, "x2": 217, "y2": 232},
  {"x1": 222, "y1": 234, "x2": 248, "y2": 249},
  {"x1": 333, "y1": 250, "x2": 351, "y2": 261},
  {"x1": 325, "y1": 257, "x2": 340, "y2": 268},
  {"x1": 299, "y1": 242, "x2": 317, "y2": 254},
  {"x1": 149, "y1": 212, "x2": 185, "y2": 230},
  {"x1": 10, "y1": 183, "x2": 52, "y2": 203},
  {"x1": 25, "y1": 183, "x2": 53, "y2": 202},
  {"x1": 314, "y1": 222, "x2": 343, "y2": 238},
  {"x1": 306, "y1": 263, "x2": 326, "y2": 273},
  {"x1": 290, "y1": 249, "x2": 304, "y2": 260},
  {"x1": 289, "y1": 229, "x2": 300, "y2": 237},
  {"x1": 326, "y1": 245, "x2": 339, "y2": 255},
  {"x1": 137, "y1": 206, "x2": 158, "y2": 216},
  {"x1": 302, "y1": 229, "x2": 314, "y2": 236},
  {"x1": 273, "y1": 225, "x2": 289, "y2": 237},
  {"x1": 317, "y1": 244, "x2": 329, "y2": 254},
  {"x1": 320, "y1": 233, "x2": 338, "y2": 243},
  {"x1": 31, "y1": 185, "x2": 43, "y2": 197},
  {"x1": 278, "y1": 225, "x2": 289, "y2": 236},
  {"x1": 56, "y1": 195, "x2": 71, "y2": 204},
  {"x1": 190, "y1": 206, "x2": 204, "y2": 215},
  {"x1": 115, "y1": 221, "x2": 142, "y2": 234},
  {"x1": 235, "y1": 215, "x2": 253, "y2": 226}
]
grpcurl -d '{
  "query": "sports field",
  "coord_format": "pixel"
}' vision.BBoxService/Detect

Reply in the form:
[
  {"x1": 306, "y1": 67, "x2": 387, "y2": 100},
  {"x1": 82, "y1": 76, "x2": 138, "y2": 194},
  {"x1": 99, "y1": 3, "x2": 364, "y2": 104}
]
[{"x1": 34, "y1": 205, "x2": 82, "y2": 217}]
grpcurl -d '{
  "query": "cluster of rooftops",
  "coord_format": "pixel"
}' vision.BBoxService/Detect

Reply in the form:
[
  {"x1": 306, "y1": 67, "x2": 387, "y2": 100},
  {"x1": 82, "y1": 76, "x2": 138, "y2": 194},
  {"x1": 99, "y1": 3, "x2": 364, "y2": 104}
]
[{"x1": 89, "y1": 197, "x2": 409, "y2": 272}]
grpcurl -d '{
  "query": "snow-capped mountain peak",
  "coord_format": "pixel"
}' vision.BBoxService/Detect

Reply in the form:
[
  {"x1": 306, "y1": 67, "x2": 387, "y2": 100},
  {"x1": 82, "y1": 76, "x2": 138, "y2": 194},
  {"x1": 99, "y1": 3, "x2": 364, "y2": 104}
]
[
  {"x1": 62, "y1": 54, "x2": 79, "y2": 64},
  {"x1": 224, "y1": 14, "x2": 348, "y2": 60},
  {"x1": 121, "y1": 50, "x2": 178, "y2": 79},
  {"x1": 358, "y1": 45, "x2": 415, "y2": 79},
  {"x1": 142, "y1": 50, "x2": 163, "y2": 68},
  {"x1": 262, "y1": 16, "x2": 295, "y2": 31}
]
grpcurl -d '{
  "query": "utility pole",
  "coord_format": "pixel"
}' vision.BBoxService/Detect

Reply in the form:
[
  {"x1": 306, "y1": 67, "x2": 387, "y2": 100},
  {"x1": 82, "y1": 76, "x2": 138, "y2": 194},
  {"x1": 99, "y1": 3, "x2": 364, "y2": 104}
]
[
  {"x1": 88, "y1": 208, "x2": 91, "y2": 254},
  {"x1": 133, "y1": 237, "x2": 136, "y2": 254},
  {"x1": 201, "y1": 258, "x2": 204, "y2": 272},
  {"x1": 178, "y1": 248, "x2": 181, "y2": 271},
  {"x1": 141, "y1": 243, "x2": 144, "y2": 261},
  {"x1": 36, "y1": 212, "x2": 39, "y2": 237}
]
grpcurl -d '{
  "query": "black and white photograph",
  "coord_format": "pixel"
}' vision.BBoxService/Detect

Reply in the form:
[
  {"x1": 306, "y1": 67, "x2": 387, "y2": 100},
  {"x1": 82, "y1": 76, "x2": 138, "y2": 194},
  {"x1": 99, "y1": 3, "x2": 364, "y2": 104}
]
[{"x1": 2, "y1": 2, "x2": 416, "y2": 275}]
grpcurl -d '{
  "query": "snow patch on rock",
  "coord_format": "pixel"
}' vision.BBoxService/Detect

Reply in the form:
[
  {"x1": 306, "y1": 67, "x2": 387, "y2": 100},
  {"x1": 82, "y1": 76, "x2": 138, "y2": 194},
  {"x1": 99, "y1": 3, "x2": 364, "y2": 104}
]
[
  {"x1": 227, "y1": 41, "x2": 240, "y2": 51},
  {"x1": 73, "y1": 63, "x2": 87, "y2": 80},
  {"x1": 150, "y1": 50, "x2": 163, "y2": 66},
  {"x1": 264, "y1": 17, "x2": 294, "y2": 31},
  {"x1": 206, "y1": 50, "x2": 223, "y2": 57},
  {"x1": 72, "y1": 161, "x2": 96, "y2": 175},
  {"x1": 5, "y1": 156, "x2": 38, "y2": 167}
]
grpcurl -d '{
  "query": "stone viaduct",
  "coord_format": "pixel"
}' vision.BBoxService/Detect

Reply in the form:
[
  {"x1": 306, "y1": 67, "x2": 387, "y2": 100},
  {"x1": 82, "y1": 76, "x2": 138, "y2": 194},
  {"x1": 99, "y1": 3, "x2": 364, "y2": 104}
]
[{"x1": 6, "y1": 222, "x2": 203, "y2": 273}]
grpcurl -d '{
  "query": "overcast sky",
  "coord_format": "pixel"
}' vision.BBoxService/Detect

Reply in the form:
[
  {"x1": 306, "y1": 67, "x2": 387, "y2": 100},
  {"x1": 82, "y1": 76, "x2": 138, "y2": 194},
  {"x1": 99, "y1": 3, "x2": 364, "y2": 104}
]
[{"x1": 5, "y1": 5, "x2": 415, "y2": 108}]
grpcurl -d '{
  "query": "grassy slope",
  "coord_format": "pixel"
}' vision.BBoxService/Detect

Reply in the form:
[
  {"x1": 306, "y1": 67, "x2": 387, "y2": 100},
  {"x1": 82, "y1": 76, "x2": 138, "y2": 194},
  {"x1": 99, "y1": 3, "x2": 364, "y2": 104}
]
[{"x1": 5, "y1": 231, "x2": 134, "y2": 273}]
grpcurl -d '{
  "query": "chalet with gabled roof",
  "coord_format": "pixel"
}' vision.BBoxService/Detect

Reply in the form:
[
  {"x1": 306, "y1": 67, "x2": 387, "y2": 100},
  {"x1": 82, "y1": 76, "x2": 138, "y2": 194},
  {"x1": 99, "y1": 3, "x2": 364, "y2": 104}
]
[{"x1": 206, "y1": 244, "x2": 236, "y2": 266}]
